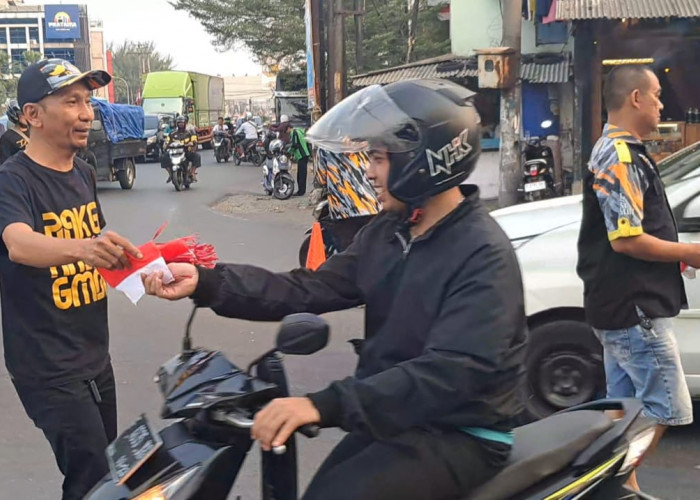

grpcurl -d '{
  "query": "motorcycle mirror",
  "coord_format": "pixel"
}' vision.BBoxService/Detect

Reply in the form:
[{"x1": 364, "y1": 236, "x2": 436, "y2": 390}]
[
  {"x1": 541, "y1": 119, "x2": 553, "y2": 129},
  {"x1": 275, "y1": 314, "x2": 329, "y2": 355}
]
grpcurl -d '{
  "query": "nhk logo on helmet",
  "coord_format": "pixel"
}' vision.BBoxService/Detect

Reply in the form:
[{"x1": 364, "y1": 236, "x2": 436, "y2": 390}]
[{"x1": 425, "y1": 129, "x2": 472, "y2": 177}]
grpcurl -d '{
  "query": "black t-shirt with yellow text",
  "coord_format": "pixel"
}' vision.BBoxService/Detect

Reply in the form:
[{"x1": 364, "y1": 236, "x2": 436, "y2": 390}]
[{"x1": 0, "y1": 152, "x2": 108, "y2": 387}]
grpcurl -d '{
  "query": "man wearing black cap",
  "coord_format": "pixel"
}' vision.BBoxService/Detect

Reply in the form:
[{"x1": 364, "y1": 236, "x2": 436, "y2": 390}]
[{"x1": 0, "y1": 59, "x2": 142, "y2": 499}]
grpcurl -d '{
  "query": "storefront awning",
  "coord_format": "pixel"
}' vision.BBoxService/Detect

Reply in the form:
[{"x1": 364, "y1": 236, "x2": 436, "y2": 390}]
[
  {"x1": 556, "y1": 0, "x2": 700, "y2": 21},
  {"x1": 351, "y1": 54, "x2": 570, "y2": 88}
]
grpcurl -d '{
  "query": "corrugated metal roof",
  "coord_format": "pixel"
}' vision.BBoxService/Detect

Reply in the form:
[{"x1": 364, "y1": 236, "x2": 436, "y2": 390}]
[
  {"x1": 351, "y1": 56, "x2": 477, "y2": 87},
  {"x1": 556, "y1": 0, "x2": 700, "y2": 20},
  {"x1": 352, "y1": 55, "x2": 570, "y2": 87},
  {"x1": 521, "y1": 57, "x2": 571, "y2": 83}
]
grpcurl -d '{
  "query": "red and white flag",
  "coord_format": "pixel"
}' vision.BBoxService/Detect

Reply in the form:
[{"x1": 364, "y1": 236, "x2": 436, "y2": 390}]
[
  {"x1": 98, "y1": 241, "x2": 174, "y2": 304},
  {"x1": 98, "y1": 225, "x2": 218, "y2": 304}
]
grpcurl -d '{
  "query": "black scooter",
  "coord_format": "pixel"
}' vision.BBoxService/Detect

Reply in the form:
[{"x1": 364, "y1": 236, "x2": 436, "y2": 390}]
[
  {"x1": 85, "y1": 309, "x2": 325, "y2": 500},
  {"x1": 86, "y1": 309, "x2": 659, "y2": 500},
  {"x1": 520, "y1": 136, "x2": 557, "y2": 202}
]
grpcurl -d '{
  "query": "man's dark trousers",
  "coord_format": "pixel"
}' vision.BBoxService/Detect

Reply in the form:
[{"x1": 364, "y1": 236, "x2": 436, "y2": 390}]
[
  {"x1": 296, "y1": 156, "x2": 309, "y2": 195},
  {"x1": 13, "y1": 363, "x2": 117, "y2": 500}
]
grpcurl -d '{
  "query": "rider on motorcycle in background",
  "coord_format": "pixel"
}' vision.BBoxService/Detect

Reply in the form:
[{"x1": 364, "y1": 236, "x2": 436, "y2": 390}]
[
  {"x1": 160, "y1": 115, "x2": 201, "y2": 183},
  {"x1": 213, "y1": 117, "x2": 231, "y2": 154},
  {"x1": 143, "y1": 79, "x2": 527, "y2": 500},
  {"x1": 269, "y1": 114, "x2": 292, "y2": 144},
  {"x1": 235, "y1": 112, "x2": 258, "y2": 155}
]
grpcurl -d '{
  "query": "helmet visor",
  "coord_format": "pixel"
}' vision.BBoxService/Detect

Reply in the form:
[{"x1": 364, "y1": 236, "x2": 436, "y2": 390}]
[{"x1": 307, "y1": 85, "x2": 421, "y2": 154}]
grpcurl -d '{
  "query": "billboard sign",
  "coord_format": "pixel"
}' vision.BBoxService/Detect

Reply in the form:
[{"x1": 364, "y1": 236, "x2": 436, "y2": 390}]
[{"x1": 45, "y1": 5, "x2": 81, "y2": 40}]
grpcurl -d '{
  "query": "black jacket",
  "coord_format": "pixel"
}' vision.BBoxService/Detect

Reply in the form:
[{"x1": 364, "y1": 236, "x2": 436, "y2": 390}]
[{"x1": 192, "y1": 186, "x2": 527, "y2": 438}]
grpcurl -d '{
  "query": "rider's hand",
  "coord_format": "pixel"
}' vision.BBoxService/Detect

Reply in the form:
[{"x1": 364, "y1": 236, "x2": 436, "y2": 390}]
[
  {"x1": 78, "y1": 231, "x2": 142, "y2": 270},
  {"x1": 252, "y1": 397, "x2": 320, "y2": 451},
  {"x1": 142, "y1": 263, "x2": 199, "y2": 300}
]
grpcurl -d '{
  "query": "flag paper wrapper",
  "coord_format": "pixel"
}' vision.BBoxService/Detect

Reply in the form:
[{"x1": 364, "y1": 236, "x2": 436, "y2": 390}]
[{"x1": 98, "y1": 242, "x2": 174, "y2": 304}]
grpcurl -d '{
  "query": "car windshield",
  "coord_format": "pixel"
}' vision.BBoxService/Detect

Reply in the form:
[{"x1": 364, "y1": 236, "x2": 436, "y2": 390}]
[
  {"x1": 659, "y1": 142, "x2": 700, "y2": 185},
  {"x1": 142, "y1": 98, "x2": 182, "y2": 116}
]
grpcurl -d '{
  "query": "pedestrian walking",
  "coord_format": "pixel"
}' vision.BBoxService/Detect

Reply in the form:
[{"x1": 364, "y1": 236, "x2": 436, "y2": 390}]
[
  {"x1": 0, "y1": 58, "x2": 142, "y2": 500},
  {"x1": 577, "y1": 64, "x2": 697, "y2": 492}
]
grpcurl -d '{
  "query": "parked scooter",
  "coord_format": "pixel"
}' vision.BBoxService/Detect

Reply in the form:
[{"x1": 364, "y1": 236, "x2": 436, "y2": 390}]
[
  {"x1": 166, "y1": 140, "x2": 193, "y2": 192},
  {"x1": 520, "y1": 135, "x2": 557, "y2": 202},
  {"x1": 213, "y1": 131, "x2": 231, "y2": 163},
  {"x1": 262, "y1": 138, "x2": 295, "y2": 200},
  {"x1": 85, "y1": 309, "x2": 658, "y2": 500}
]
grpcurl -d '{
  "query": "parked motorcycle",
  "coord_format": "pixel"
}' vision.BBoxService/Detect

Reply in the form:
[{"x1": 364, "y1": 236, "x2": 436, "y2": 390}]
[
  {"x1": 233, "y1": 132, "x2": 264, "y2": 166},
  {"x1": 85, "y1": 308, "x2": 658, "y2": 500},
  {"x1": 166, "y1": 140, "x2": 193, "y2": 192},
  {"x1": 213, "y1": 132, "x2": 231, "y2": 163},
  {"x1": 262, "y1": 138, "x2": 295, "y2": 200},
  {"x1": 85, "y1": 309, "x2": 326, "y2": 500},
  {"x1": 520, "y1": 136, "x2": 557, "y2": 202}
]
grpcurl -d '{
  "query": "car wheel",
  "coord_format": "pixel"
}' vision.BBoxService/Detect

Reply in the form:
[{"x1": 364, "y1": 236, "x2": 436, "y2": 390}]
[{"x1": 519, "y1": 319, "x2": 604, "y2": 423}]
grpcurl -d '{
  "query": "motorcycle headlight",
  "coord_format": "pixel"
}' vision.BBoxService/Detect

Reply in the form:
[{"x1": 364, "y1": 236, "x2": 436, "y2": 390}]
[
  {"x1": 134, "y1": 465, "x2": 200, "y2": 499},
  {"x1": 147, "y1": 136, "x2": 157, "y2": 145},
  {"x1": 618, "y1": 428, "x2": 656, "y2": 474},
  {"x1": 279, "y1": 155, "x2": 288, "y2": 163}
]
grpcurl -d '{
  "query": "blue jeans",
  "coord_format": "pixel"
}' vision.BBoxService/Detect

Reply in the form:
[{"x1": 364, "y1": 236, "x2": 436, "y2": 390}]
[{"x1": 594, "y1": 315, "x2": 693, "y2": 426}]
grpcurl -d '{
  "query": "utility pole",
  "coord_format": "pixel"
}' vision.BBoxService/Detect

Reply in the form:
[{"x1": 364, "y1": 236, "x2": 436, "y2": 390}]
[
  {"x1": 327, "y1": 0, "x2": 345, "y2": 109},
  {"x1": 498, "y1": 0, "x2": 522, "y2": 208},
  {"x1": 354, "y1": 0, "x2": 364, "y2": 72}
]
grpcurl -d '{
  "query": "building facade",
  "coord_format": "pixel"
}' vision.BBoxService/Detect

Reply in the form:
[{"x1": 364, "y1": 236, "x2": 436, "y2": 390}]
[{"x1": 0, "y1": 2, "x2": 84, "y2": 71}]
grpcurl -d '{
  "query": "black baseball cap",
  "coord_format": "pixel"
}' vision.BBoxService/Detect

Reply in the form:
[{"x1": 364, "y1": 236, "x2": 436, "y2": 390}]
[{"x1": 17, "y1": 58, "x2": 112, "y2": 108}]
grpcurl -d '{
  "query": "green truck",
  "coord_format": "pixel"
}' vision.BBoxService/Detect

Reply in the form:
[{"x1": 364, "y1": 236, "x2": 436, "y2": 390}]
[{"x1": 141, "y1": 71, "x2": 225, "y2": 148}]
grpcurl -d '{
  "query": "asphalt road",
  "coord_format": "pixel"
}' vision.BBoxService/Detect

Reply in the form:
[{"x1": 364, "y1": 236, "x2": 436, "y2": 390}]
[{"x1": 0, "y1": 151, "x2": 697, "y2": 499}]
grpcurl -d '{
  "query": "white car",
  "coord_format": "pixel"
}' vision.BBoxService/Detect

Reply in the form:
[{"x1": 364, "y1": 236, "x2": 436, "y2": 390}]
[{"x1": 491, "y1": 142, "x2": 700, "y2": 421}]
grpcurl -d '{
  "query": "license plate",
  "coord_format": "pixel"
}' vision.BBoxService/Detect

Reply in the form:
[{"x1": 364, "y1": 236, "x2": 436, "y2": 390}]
[
  {"x1": 106, "y1": 414, "x2": 162, "y2": 485},
  {"x1": 524, "y1": 181, "x2": 546, "y2": 193}
]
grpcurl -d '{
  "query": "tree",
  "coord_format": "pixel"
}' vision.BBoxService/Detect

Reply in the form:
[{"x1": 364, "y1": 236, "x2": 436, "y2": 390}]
[
  {"x1": 108, "y1": 41, "x2": 174, "y2": 104},
  {"x1": 346, "y1": 0, "x2": 450, "y2": 75},
  {"x1": 169, "y1": 0, "x2": 306, "y2": 69},
  {"x1": 0, "y1": 50, "x2": 42, "y2": 103}
]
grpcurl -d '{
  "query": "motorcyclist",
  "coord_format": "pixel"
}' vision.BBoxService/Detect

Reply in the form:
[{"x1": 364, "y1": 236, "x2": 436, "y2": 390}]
[
  {"x1": 234, "y1": 112, "x2": 258, "y2": 156},
  {"x1": 0, "y1": 99, "x2": 30, "y2": 164},
  {"x1": 160, "y1": 115, "x2": 201, "y2": 183},
  {"x1": 269, "y1": 113, "x2": 292, "y2": 144},
  {"x1": 212, "y1": 116, "x2": 231, "y2": 155},
  {"x1": 143, "y1": 79, "x2": 527, "y2": 500},
  {"x1": 224, "y1": 116, "x2": 234, "y2": 135}
]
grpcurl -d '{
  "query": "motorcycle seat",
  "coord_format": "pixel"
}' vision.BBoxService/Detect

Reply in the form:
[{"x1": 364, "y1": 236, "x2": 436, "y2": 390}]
[
  {"x1": 467, "y1": 410, "x2": 613, "y2": 500},
  {"x1": 525, "y1": 159, "x2": 548, "y2": 166}
]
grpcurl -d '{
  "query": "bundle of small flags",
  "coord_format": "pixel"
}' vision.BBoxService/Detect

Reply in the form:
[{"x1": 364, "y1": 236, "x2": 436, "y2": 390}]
[{"x1": 98, "y1": 223, "x2": 218, "y2": 304}]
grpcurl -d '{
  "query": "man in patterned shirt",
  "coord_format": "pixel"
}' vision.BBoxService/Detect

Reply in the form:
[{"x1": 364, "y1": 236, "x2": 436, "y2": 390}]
[
  {"x1": 313, "y1": 148, "x2": 381, "y2": 251},
  {"x1": 577, "y1": 65, "x2": 699, "y2": 491}
]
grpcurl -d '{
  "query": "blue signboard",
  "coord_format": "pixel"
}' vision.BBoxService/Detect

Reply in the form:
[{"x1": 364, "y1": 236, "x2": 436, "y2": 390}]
[
  {"x1": 304, "y1": 0, "x2": 315, "y2": 111},
  {"x1": 44, "y1": 5, "x2": 81, "y2": 40}
]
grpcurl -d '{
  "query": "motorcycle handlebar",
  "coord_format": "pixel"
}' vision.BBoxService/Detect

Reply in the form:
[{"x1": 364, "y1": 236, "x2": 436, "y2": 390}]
[{"x1": 213, "y1": 410, "x2": 320, "y2": 442}]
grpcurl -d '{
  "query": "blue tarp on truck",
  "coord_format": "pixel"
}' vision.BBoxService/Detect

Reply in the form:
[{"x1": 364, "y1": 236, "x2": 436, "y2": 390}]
[{"x1": 91, "y1": 98, "x2": 145, "y2": 143}]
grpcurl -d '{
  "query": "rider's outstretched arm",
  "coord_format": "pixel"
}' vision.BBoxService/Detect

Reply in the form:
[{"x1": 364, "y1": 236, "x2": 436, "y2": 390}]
[{"x1": 191, "y1": 225, "x2": 369, "y2": 320}]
